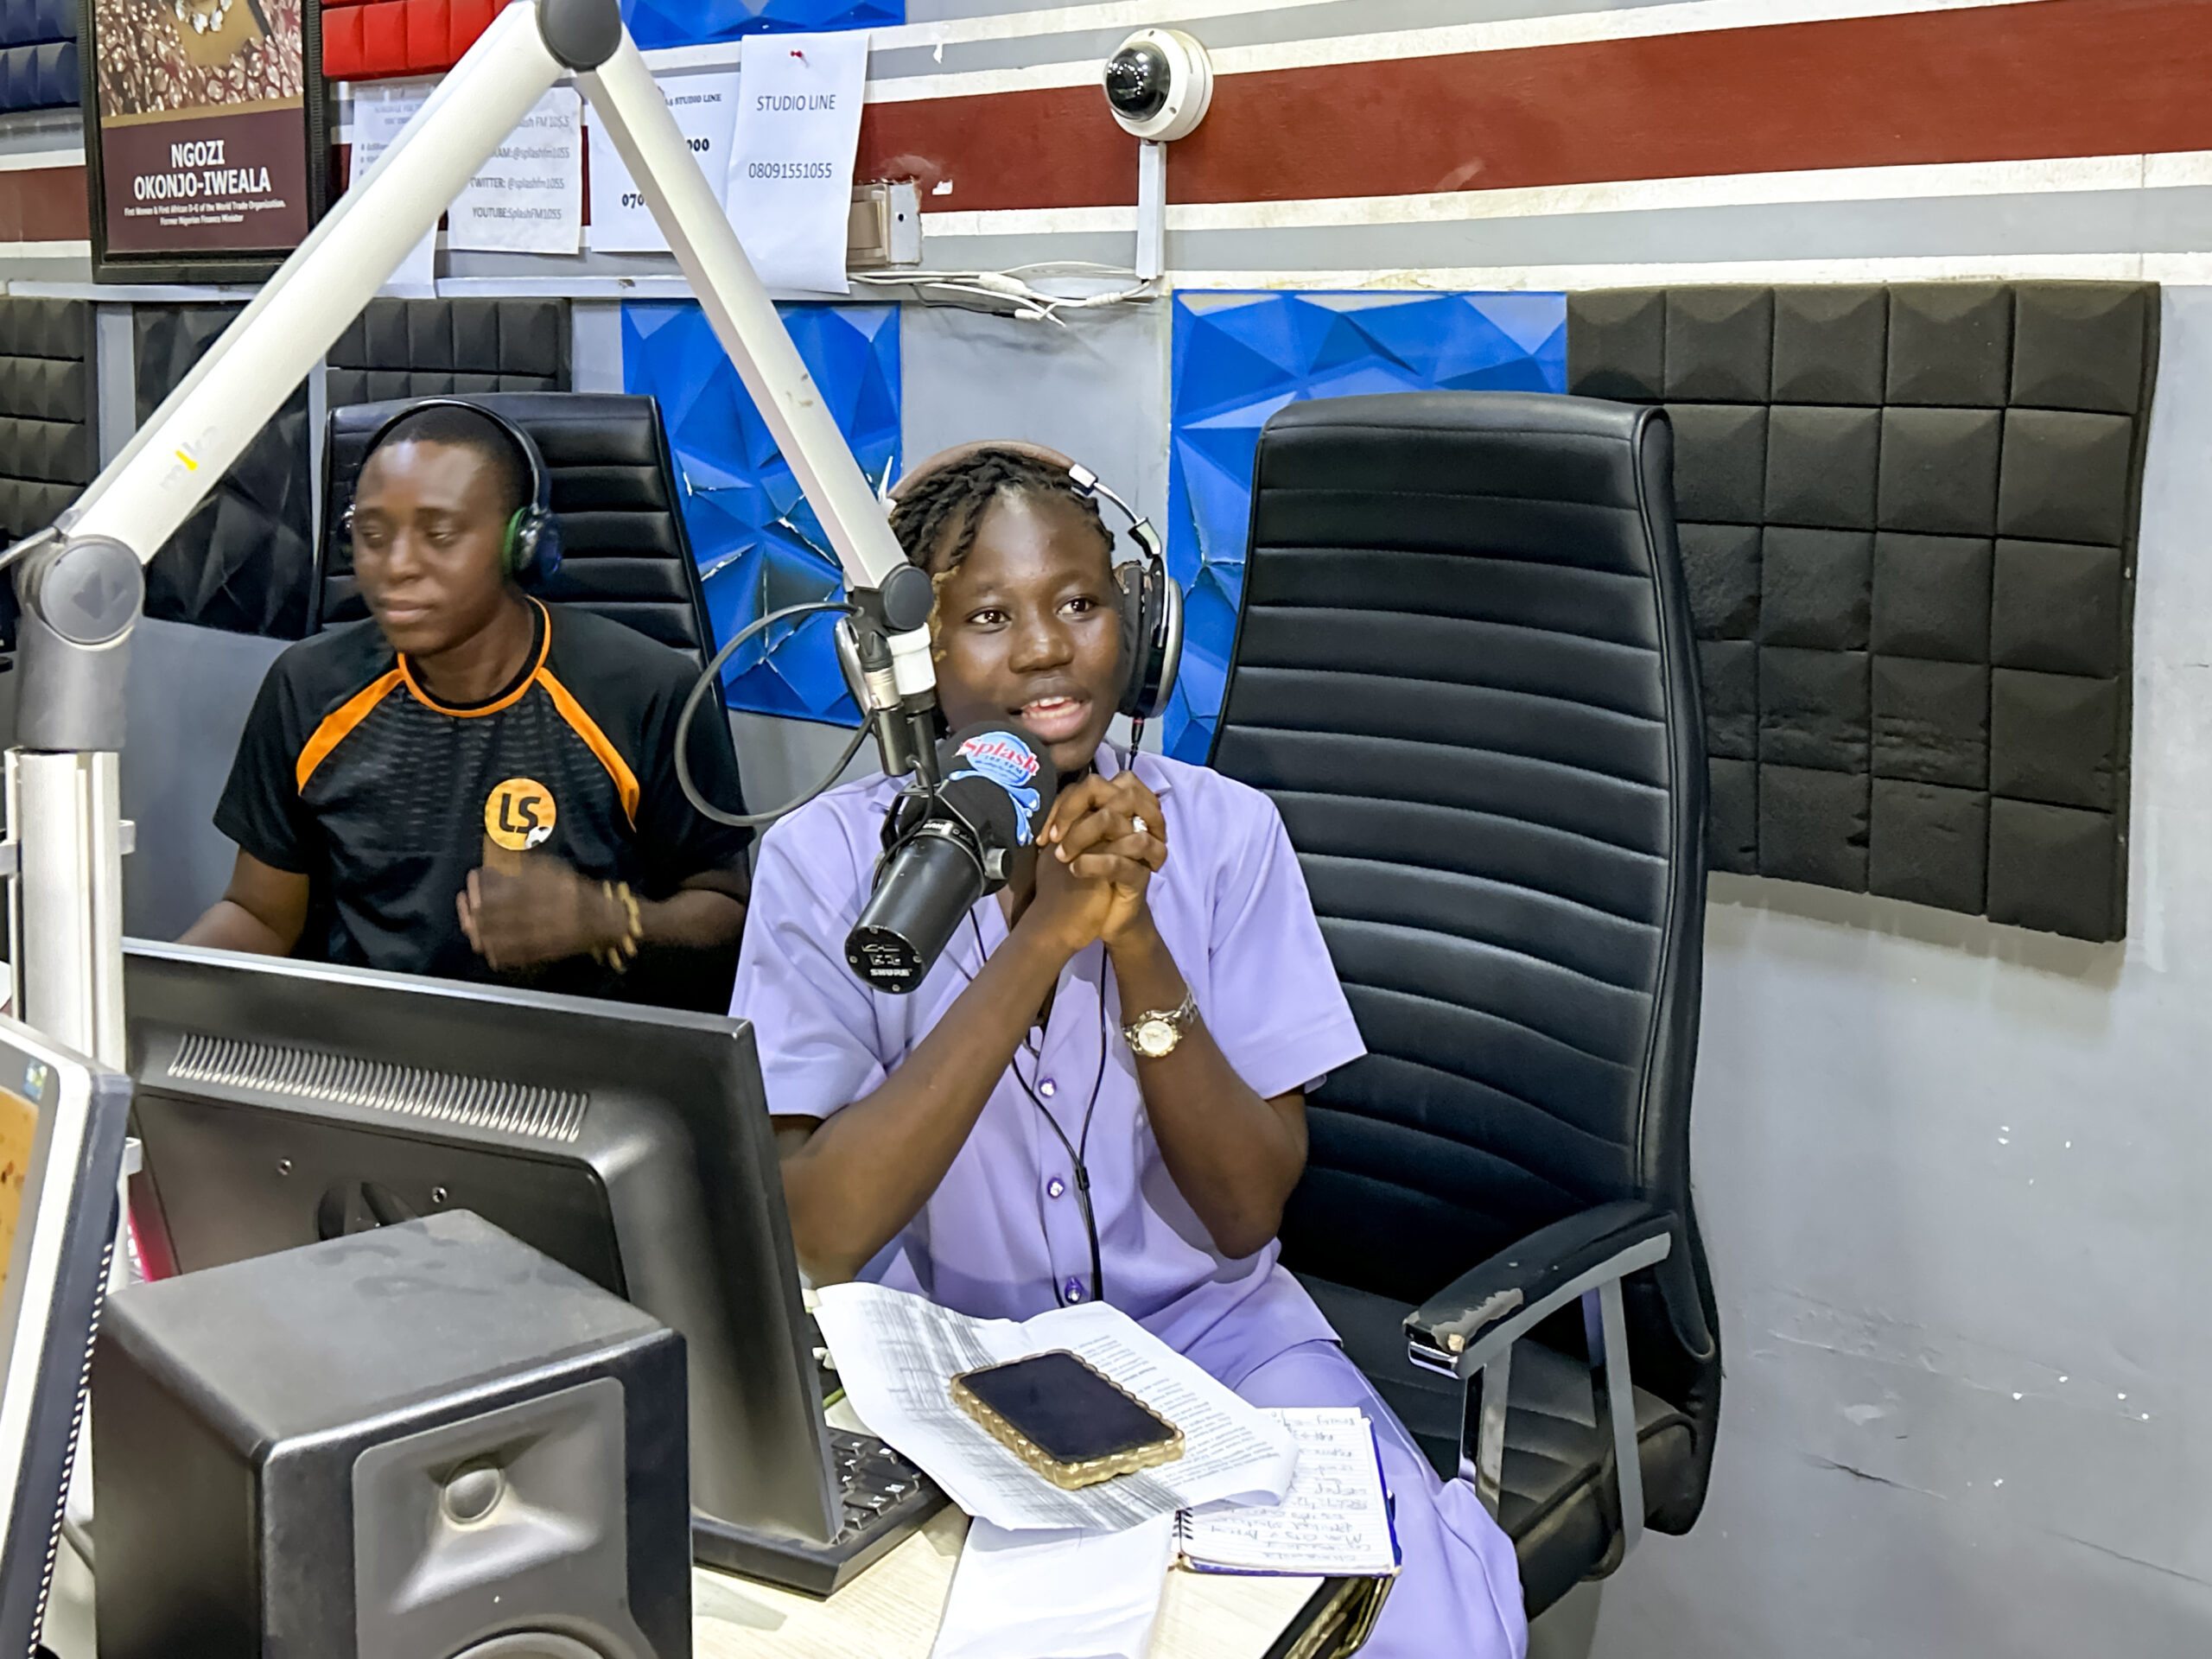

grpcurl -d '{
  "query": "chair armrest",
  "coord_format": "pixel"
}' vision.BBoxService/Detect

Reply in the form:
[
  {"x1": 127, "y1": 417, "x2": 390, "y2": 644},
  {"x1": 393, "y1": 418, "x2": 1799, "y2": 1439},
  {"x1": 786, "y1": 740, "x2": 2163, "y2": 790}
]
[{"x1": 1406, "y1": 1201, "x2": 1675, "y2": 1380}]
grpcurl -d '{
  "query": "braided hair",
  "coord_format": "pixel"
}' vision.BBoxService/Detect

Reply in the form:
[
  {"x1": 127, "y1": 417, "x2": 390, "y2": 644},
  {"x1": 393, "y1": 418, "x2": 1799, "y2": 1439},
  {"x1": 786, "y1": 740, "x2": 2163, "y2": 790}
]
[{"x1": 888, "y1": 447, "x2": 1115, "y2": 576}]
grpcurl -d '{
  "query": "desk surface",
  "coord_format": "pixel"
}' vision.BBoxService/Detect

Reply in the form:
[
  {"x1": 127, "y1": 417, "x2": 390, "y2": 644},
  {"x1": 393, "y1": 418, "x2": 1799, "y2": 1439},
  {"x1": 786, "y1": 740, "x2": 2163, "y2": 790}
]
[{"x1": 692, "y1": 1507, "x2": 1327, "y2": 1659}]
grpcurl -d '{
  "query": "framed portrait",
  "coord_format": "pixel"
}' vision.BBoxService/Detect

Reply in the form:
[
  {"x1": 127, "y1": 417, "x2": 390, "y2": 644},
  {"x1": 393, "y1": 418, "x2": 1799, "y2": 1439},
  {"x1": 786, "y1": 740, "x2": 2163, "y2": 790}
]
[{"x1": 79, "y1": 0, "x2": 328, "y2": 282}]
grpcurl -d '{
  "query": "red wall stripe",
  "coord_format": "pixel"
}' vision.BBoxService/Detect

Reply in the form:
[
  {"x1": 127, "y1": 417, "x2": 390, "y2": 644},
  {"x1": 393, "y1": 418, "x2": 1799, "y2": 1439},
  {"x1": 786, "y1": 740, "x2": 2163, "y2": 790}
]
[
  {"x1": 7, "y1": 0, "x2": 2211, "y2": 243},
  {"x1": 0, "y1": 166, "x2": 88, "y2": 244},
  {"x1": 858, "y1": 0, "x2": 2212, "y2": 213}
]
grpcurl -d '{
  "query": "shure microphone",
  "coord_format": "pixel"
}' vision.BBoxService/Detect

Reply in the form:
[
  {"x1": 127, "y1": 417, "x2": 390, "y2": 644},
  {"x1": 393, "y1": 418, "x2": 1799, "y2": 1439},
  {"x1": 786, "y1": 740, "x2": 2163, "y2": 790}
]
[{"x1": 845, "y1": 722, "x2": 1058, "y2": 993}]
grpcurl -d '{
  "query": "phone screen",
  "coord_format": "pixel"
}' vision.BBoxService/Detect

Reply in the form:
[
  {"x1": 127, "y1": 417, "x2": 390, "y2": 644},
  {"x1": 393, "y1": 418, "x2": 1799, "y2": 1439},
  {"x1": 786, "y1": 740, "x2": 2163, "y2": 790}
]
[{"x1": 959, "y1": 1350, "x2": 1175, "y2": 1464}]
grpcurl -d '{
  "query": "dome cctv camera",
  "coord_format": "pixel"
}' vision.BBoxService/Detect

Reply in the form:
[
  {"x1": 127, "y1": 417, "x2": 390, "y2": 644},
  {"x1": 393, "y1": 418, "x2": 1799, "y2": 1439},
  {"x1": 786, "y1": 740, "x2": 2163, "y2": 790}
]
[{"x1": 1103, "y1": 29, "x2": 1214, "y2": 143}]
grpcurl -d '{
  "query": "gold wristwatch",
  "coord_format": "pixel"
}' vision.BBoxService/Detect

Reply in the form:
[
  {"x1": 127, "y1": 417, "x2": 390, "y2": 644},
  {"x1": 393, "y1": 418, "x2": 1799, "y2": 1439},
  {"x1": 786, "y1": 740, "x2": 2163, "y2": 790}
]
[{"x1": 1122, "y1": 990, "x2": 1198, "y2": 1059}]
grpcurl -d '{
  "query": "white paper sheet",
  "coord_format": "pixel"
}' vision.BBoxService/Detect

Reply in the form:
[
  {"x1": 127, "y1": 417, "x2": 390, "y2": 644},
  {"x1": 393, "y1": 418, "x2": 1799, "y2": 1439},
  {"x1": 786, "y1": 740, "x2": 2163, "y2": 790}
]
[
  {"x1": 448, "y1": 86, "x2": 582, "y2": 255},
  {"x1": 587, "y1": 70, "x2": 740, "y2": 253},
  {"x1": 812, "y1": 1282, "x2": 1298, "y2": 1534},
  {"x1": 1177, "y1": 1408, "x2": 1400, "y2": 1577},
  {"x1": 724, "y1": 30, "x2": 868, "y2": 294},
  {"x1": 351, "y1": 80, "x2": 436, "y2": 292},
  {"x1": 931, "y1": 1516, "x2": 1175, "y2": 1659}
]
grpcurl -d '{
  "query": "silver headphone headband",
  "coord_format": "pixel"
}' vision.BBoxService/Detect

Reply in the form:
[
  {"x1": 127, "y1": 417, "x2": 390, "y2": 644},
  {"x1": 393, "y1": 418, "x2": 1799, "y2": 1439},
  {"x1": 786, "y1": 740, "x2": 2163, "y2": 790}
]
[
  {"x1": 1064, "y1": 464, "x2": 1162, "y2": 562},
  {"x1": 1066, "y1": 462, "x2": 1128, "y2": 524}
]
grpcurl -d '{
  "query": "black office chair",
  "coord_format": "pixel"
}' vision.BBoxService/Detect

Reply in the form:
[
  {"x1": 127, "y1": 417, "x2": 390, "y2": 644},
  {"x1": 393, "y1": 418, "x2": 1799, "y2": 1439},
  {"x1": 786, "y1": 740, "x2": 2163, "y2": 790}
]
[
  {"x1": 315, "y1": 391, "x2": 715, "y2": 668},
  {"x1": 1208, "y1": 391, "x2": 1721, "y2": 1618}
]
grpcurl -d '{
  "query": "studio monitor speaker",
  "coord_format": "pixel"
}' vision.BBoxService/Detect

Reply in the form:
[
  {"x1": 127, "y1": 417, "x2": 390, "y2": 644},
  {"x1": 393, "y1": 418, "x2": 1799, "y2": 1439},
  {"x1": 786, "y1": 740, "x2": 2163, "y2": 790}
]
[{"x1": 92, "y1": 1211, "x2": 690, "y2": 1659}]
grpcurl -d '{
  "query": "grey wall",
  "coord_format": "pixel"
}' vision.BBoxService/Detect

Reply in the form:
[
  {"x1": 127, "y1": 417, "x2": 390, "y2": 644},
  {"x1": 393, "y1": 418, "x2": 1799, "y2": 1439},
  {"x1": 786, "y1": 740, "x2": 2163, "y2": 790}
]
[
  {"x1": 1584, "y1": 288, "x2": 2212, "y2": 1656},
  {"x1": 119, "y1": 618, "x2": 288, "y2": 940},
  {"x1": 901, "y1": 298, "x2": 1170, "y2": 521}
]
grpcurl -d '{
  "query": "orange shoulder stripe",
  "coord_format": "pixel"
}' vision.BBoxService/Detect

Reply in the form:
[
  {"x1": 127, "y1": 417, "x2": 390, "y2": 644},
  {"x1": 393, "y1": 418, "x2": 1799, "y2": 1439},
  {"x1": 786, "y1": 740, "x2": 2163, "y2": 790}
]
[
  {"x1": 537, "y1": 667, "x2": 642, "y2": 827},
  {"x1": 397, "y1": 601, "x2": 552, "y2": 718},
  {"x1": 295, "y1": 669, "x2": 405, "y2": 793}
]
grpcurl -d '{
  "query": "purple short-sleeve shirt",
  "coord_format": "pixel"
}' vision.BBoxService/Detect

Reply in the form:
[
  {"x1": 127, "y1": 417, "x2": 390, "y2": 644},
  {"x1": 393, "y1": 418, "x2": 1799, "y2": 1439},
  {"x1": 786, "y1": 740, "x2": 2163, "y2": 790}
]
[{"x1": 731, "y1": 743, "x2": 1367, "y2": 1370}]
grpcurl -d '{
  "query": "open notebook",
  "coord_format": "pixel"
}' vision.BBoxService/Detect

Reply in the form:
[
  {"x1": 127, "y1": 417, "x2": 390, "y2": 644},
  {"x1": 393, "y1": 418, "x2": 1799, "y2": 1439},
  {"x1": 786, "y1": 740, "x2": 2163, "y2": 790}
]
[{"x1": 1173, "y1": 1408, "x2": 1401, "y2": 1578}]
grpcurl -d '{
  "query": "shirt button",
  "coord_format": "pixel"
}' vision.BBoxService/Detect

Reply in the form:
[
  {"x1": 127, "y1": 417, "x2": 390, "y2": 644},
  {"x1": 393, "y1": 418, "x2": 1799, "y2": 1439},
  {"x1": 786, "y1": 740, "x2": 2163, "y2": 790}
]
[
  {"x1": 1039, "y1": 1078, "x2": 1057, "y2": 1098},
  {"x1": 1062, "y1": 1277, "x2": 1084, "y2": 1304},
  {"x1": 1046, "y1": 1177, "x2": 1066, "y2": 1200}
]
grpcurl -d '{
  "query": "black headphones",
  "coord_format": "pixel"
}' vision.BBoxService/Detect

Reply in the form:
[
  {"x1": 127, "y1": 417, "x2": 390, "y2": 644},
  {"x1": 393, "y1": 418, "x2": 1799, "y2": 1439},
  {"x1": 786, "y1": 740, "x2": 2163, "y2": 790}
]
[
  {"x1": 342, "y1": 397, "x2": 563, "y2": 585},
  {"x1": 858, "y1": 442, "x2": 1184, "y2": 722},
  {"x1": 1069, "y1": 460, "x2": 1184, "y2": 723}
]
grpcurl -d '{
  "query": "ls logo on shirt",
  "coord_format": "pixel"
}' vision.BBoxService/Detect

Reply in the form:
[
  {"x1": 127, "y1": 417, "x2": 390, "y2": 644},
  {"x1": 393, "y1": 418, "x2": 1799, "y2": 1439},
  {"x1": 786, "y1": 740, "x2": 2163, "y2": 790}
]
[{"x1": 484, "y1": 778, "x2": 557, "y2": 851}]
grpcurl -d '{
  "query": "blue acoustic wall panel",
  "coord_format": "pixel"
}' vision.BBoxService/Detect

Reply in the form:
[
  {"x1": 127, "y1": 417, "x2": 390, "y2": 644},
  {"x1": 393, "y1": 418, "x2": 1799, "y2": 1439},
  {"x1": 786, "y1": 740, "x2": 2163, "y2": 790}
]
[
  {"x1": 1166, "y1": 290, "x2": 1569, "y2": 760},
  {"x1": 620, "y1": 0, "x2": 898, "y2": 50},
  {"x1": 623, "y1": 301, "x2": 898, "y2": 725}
]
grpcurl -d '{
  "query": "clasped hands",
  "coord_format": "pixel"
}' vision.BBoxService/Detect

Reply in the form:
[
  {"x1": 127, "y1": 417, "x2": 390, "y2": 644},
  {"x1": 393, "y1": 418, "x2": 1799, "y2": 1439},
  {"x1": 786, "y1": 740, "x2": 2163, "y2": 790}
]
[
  {"x1": 456, "y1": 838, "x2": 632, "y2": 972},
  {"x1": 1021, "y1": 772, "x2": 1168, "y2": 959}
]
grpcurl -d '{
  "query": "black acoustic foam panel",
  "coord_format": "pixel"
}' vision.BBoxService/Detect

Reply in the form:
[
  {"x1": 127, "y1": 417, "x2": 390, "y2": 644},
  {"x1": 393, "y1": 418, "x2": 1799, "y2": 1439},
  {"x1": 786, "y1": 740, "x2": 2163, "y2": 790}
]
[
  {"x1": 0, "y1": 296, "x2": 93, "y2": 544},
  {"x1": 132, "y1": 298, "x2": 570, "y2": 641},
  {"x1": 324, "y1": 298, "x2": 569, "y2": 405},
  {"x1": 136, "y1": 306, "x2": 315, "y2": 640},
  {"x1": 1568, "y1": 283, "x2": 2157, "y2": 942}
]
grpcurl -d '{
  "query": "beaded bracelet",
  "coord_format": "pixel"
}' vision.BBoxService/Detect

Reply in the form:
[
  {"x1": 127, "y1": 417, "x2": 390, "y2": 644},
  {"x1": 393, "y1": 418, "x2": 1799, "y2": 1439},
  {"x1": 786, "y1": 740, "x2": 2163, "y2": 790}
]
[{"x1": 597, "y1": 880, "x2": 644, "y2": 972}]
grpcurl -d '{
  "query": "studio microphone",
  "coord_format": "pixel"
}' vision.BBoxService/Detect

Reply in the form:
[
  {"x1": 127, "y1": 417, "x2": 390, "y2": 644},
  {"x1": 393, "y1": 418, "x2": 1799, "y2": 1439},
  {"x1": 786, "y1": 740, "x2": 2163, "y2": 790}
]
[{"x1": 845, "y1": 723, "x2": 1059, "y2": 993}]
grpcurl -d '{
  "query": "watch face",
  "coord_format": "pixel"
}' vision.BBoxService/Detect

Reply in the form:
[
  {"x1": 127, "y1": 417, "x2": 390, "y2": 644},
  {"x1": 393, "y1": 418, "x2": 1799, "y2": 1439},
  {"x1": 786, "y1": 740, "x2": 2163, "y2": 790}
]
[{"x1": 1135, "y1": 1019, "x2": 1176, "y2": 1058}]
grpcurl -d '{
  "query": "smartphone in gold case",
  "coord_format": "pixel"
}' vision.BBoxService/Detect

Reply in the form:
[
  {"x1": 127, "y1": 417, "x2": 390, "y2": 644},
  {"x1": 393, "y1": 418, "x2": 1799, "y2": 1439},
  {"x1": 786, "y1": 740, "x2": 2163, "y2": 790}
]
[{"x1": 951, "y1": 1349, "x2": 1185, "y2": 1490}]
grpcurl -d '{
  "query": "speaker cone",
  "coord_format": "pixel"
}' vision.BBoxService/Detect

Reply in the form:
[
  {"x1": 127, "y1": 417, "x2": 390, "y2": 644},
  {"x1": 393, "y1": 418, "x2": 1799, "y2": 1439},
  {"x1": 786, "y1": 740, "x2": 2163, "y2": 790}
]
[{"x1": 450, "y1": 1636, "x2": 607, "y2": 1659}]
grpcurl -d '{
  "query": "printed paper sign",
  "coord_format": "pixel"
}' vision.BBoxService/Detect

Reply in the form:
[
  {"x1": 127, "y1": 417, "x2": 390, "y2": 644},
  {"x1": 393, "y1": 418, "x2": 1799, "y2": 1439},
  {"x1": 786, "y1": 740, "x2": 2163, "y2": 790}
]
[
  {"x1": 725, "y1": 30, "x2": 868, "y2": 295},
  {"x1": 449, "y1": 86, "x2": 582, "y2": 255},
  {"x1": 351, "y1": 79, "x2": 437, "y2": 292},
  {"x1": 587, "y1": 71, "x2": 740, "y2": 254}
]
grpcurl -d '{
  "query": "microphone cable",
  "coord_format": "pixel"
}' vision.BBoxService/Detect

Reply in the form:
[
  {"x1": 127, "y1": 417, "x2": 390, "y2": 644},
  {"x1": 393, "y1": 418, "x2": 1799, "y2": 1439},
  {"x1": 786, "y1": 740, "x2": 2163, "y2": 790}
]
[
  {"x1": 964, "y1": 912, "x2": 1112, "y2": 1306},
  {"x1": 673, "y1": 599, "x2": 873, "y2": 830}
]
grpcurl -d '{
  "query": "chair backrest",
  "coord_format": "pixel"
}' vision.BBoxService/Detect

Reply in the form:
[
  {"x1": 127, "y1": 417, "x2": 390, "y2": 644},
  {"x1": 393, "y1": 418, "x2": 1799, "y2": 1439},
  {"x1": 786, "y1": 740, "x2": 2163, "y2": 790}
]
[
  {"x1": 1209, "y1": 391, "x2": 1715, "y2": 1376},
  {"x1": 315, "y1": 392, "x2": 715, "y2": 667}
]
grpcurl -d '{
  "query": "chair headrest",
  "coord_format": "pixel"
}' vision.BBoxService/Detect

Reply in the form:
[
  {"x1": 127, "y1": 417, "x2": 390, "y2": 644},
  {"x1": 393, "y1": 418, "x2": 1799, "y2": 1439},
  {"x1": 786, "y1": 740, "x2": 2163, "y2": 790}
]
[{"x1": 318, "y1": 391, "x2": 716, "y2": 668}]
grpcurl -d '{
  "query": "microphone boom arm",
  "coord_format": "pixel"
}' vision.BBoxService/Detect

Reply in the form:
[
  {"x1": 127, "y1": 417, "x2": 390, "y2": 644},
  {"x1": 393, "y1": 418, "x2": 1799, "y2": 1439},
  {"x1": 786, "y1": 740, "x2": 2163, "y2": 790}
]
[{"x1": 3, "y1": 0, "x2": 930, "y2": 1064}]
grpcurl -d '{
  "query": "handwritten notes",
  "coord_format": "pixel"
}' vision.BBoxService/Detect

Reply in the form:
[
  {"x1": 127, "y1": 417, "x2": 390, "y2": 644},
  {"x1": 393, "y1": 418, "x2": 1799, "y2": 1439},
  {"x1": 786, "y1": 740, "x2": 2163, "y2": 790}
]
[
  {"x1": 724, "y1": 30, "x2": 868, "y2": 294},
  {"x1": 1175, "y1": 1408, "x2": 1400, "y2": 1577}
]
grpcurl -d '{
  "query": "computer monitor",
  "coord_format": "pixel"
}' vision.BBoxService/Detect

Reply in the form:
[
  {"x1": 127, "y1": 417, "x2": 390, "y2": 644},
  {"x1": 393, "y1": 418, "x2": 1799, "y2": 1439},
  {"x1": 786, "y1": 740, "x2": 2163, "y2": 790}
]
[
  {"x1": 0, "y1": 1012, "x2": 131, "y2": 1657},
  {"x1": 121, "y1": 939, "x2": 941, "y2": 1595}
]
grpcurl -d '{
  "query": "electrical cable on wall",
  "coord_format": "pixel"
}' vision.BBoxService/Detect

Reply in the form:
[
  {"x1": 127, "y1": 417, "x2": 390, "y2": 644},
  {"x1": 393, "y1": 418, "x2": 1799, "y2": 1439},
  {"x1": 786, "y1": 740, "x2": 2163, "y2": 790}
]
[{"x1": 850, "y1": 263, "x2": 1158, "y2": 326}]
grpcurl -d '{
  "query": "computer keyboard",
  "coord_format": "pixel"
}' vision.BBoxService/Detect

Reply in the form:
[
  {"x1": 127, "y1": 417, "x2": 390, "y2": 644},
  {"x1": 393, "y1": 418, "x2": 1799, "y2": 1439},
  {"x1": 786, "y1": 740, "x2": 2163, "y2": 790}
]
[
  {"x1": 693, "y1": 1422, "x2": 949, "y2": 1598},
  {"x1": 830, "y1": 1427, "x2": 931, "y2": 1537}
]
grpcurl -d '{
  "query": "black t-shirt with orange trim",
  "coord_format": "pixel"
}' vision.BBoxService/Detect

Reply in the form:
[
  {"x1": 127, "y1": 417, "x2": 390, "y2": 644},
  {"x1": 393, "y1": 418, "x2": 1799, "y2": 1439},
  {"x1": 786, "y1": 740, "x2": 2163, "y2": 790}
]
[{"x1": 216, "y1": 600, "x2": 753, "y2": 1007}]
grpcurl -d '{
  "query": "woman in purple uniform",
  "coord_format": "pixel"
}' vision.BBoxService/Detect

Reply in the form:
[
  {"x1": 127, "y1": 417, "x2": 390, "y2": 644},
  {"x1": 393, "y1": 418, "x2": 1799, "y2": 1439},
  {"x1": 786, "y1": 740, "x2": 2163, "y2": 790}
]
[{"x1": 732, "y1": 446, "x2": 1527, "y2": 1659}]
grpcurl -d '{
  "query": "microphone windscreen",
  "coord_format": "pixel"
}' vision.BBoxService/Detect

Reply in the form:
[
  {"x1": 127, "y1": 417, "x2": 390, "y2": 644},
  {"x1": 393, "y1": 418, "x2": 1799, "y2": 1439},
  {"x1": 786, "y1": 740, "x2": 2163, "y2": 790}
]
[{"x1": 938, "y1": 723, "x2": 1058, "y2": 849}]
